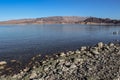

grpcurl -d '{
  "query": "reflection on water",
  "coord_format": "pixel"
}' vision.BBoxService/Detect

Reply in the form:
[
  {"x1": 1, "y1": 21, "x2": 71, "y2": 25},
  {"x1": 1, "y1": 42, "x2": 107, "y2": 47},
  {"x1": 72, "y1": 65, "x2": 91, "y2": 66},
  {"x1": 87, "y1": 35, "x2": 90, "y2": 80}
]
[{"x1": 0, "y1": 24, "x2": 120, "y2": 61}]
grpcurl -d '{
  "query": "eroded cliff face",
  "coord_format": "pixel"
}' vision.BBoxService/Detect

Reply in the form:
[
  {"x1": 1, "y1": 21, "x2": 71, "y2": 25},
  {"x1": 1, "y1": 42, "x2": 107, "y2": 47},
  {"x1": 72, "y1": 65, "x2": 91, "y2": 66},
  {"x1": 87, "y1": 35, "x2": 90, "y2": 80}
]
[{"x1": 0, "y1": 16, "x2": 120, "y2": 25}]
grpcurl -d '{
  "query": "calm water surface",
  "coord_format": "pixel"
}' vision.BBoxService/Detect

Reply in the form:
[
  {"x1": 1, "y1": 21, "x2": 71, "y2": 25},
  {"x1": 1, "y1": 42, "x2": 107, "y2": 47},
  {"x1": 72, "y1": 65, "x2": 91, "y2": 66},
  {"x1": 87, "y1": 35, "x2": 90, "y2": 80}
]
[{"x1": 0, "y1": 24, "x2": 120, "y2": 62}]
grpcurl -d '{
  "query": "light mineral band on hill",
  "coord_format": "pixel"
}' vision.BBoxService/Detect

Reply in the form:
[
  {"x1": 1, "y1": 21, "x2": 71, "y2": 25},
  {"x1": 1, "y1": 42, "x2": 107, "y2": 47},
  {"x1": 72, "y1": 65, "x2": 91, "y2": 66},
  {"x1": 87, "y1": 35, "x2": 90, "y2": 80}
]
[{"x1": 0, "y1": 42, "x2": 120, "y2": 80}]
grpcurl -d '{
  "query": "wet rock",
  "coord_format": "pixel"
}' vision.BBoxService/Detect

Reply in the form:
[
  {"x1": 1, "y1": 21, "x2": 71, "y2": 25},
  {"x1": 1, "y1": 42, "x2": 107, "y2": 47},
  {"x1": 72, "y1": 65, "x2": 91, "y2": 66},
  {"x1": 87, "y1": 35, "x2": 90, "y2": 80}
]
[
  {"x1": 23, "y1": 67, "x2": 30, "y2": 72},
  {"x1": 113, "y1": 31, "x2": 120, "y2": 35},
  {"x1": 75, "y1": 49, "x2": 81, "y2": 54},
  {"x1": 60, "y1": 52, "x2": 66, "y2": 57},
  {"x1": 81, "y1": 46, "x2": 87, "y2": 51},
  {"x1": 69, "y1": 51, "x2": 75, "y2": 55},
  {"x1": 97, "y1": 42, "x2": 104, "y2": 48},
  {"x1": 32, "y1": 57, "x2": 35, "y2": 60},
  {"x1": 0, "y1": 61, "x2": 7, "y2": 65},
  {"x1": 109, "y1": 43, "x2": 114, "y2": 47},
  {"x1": 0, "y1": 66, "x2": 4, "y2": 70},
  {"x1": 10, "y1": 60, "x2": 17, "y2": 63}
]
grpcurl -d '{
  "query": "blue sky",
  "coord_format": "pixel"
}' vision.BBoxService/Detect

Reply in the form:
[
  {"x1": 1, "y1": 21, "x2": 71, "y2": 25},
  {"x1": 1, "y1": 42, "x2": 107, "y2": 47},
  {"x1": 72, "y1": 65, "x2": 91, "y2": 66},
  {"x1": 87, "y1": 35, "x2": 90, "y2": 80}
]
[{"x1": 0, "y1": 0, "x2": 120, "y2": 21}]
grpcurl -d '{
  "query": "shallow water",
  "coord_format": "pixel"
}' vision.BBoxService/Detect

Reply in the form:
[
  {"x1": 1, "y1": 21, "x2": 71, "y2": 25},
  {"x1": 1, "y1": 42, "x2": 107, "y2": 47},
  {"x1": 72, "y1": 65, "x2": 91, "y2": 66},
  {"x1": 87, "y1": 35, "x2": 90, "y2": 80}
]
[{"x1": 0, "y1": 24, "x2": 120, "y2": 62}]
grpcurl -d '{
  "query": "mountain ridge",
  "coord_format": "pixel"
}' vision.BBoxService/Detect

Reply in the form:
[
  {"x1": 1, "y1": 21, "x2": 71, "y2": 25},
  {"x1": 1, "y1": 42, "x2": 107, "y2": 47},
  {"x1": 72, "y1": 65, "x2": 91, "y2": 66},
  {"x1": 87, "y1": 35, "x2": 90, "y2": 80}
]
[{"x1": 0, "y1": 16, "x2": 120, "y2": 25}]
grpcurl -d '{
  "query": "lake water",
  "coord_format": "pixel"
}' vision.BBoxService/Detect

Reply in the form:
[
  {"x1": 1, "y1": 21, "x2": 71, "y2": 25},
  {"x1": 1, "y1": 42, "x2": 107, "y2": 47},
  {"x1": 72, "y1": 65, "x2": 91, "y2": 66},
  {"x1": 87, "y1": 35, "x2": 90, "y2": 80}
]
[{"x1": 0, "y1": 24, "x2": 120, "y2": 62}]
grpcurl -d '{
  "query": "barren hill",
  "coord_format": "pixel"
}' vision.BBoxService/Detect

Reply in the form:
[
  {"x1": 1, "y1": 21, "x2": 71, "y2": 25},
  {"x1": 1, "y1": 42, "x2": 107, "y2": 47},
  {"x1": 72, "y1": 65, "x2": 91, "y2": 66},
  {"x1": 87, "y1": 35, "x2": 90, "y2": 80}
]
[{"x1": 0, "y1": 16, "x2": 120, "y2": 25}]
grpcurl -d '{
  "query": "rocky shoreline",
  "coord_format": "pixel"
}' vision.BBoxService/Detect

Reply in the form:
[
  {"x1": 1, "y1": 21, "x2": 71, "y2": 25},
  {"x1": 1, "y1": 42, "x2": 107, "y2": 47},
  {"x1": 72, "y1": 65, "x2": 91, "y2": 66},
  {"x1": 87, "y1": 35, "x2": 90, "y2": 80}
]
[{"x1": 0, "y1": 42, "x2": 120, "y2": 80}]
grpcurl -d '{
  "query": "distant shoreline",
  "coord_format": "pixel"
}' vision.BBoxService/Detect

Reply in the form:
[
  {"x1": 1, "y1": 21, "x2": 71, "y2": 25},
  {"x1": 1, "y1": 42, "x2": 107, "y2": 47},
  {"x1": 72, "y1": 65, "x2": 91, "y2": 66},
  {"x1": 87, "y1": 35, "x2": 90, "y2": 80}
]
[
  {"x1": 0, "y1": 23, "x2": 120, "y2": 26},
  {"x1": 0, "y1": 16, "x2": 120, "y2": 25}
]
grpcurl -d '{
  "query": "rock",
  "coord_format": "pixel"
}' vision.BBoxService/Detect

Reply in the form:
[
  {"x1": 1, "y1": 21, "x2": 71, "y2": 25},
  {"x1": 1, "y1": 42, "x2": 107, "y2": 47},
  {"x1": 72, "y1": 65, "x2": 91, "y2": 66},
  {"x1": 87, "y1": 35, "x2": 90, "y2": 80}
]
[
  {"x1": 70, "y1": 64, "x2": 77, "y2": 69},
  {"x1": 44, "y1": 67, "x2": 49, "y2": 71},
  {"x1": 57, "y1": 59, "x2": 65, "y2": 65},
  {"x1": 17, "y1": 74, "x2": 22, "y2": 79},
  {"x1": 37, "y1": 54, "x2": 41, "y2": 57},
  {"x1": 42, "y1": 61, "x2": 46, "y2": 64},
  {"x1": 74, "y1": 58, "x2": 83, "y2": 64},
  {"x1": 12, "y1": 74, "x2": 18, "y2": 78},
  {"x1": 97, "y1": 42, "x2": 104, "y2": 48},
  {"x1": 62, "y1": 67, "x2": 69, "y2": 71},
  {"x1": 109, "y1": 43, "x2": 114, "y2": 47},
  {"x1": 66, "y1": 52, "x2": 70, "y2": 56},
  {"x1": 20, "y1": 71, "x2": 24, "y2": 75},
  {"x1": 91, "y1": 50, "x2": 100, "y2": 54},
  {"x1": 81, "y1": 46, "x2": 87, "y2": 51},
  {"x1": 0, "y1": 61, "x2": 7, "y2": 65},
  {"x1": 23, "y1": 67, "x2": 30, "y2": 72},
  {"x1": 113, "y1": 31, "x2": 119, "y2": 35},
  {"x1": 75, "y1": 49, "x2": 81, "y2": 54},
  {"x1": 30, "y1": 71, "x2": 37, "y2": 79},
  {"x1": 33, "y1": 66, "x2": 36, "y2": 69},
  {"x1": 60, "y1": 52, "x2": 66, "y2": 57},
  {"x1": 66, "y1": 51, "x2": 75, "y2": 55},
  {"x1": 65, "y1": 62, "x2": 71, "y2": 68},
  {"x1": 0, "y1": 66, "x2": 4, "y2": 70},
  {"x1": 10, "y1": 60, "x2": 17, "y2": 63},
  {"x1": 32, "y1": 57, "x2": 35, "y2": 60},
  {"x1": 59, "y1": 59, "x2": 65, "y2": 63}
]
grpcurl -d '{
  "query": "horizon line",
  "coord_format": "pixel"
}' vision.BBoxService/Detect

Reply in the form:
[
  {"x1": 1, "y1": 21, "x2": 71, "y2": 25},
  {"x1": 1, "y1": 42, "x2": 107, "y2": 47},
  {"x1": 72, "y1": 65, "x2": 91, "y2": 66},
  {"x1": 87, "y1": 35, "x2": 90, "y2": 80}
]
[{"x1": 0, "y1": 16, "x2": 120, "y2": 22}]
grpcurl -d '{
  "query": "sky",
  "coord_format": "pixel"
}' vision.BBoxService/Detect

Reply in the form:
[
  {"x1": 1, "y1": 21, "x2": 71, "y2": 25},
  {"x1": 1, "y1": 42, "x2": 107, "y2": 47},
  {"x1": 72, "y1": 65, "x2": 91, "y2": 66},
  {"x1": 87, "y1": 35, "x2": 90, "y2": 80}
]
[{"x1": 0, "y1": 0, "x2": 120, "y2": 21}]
